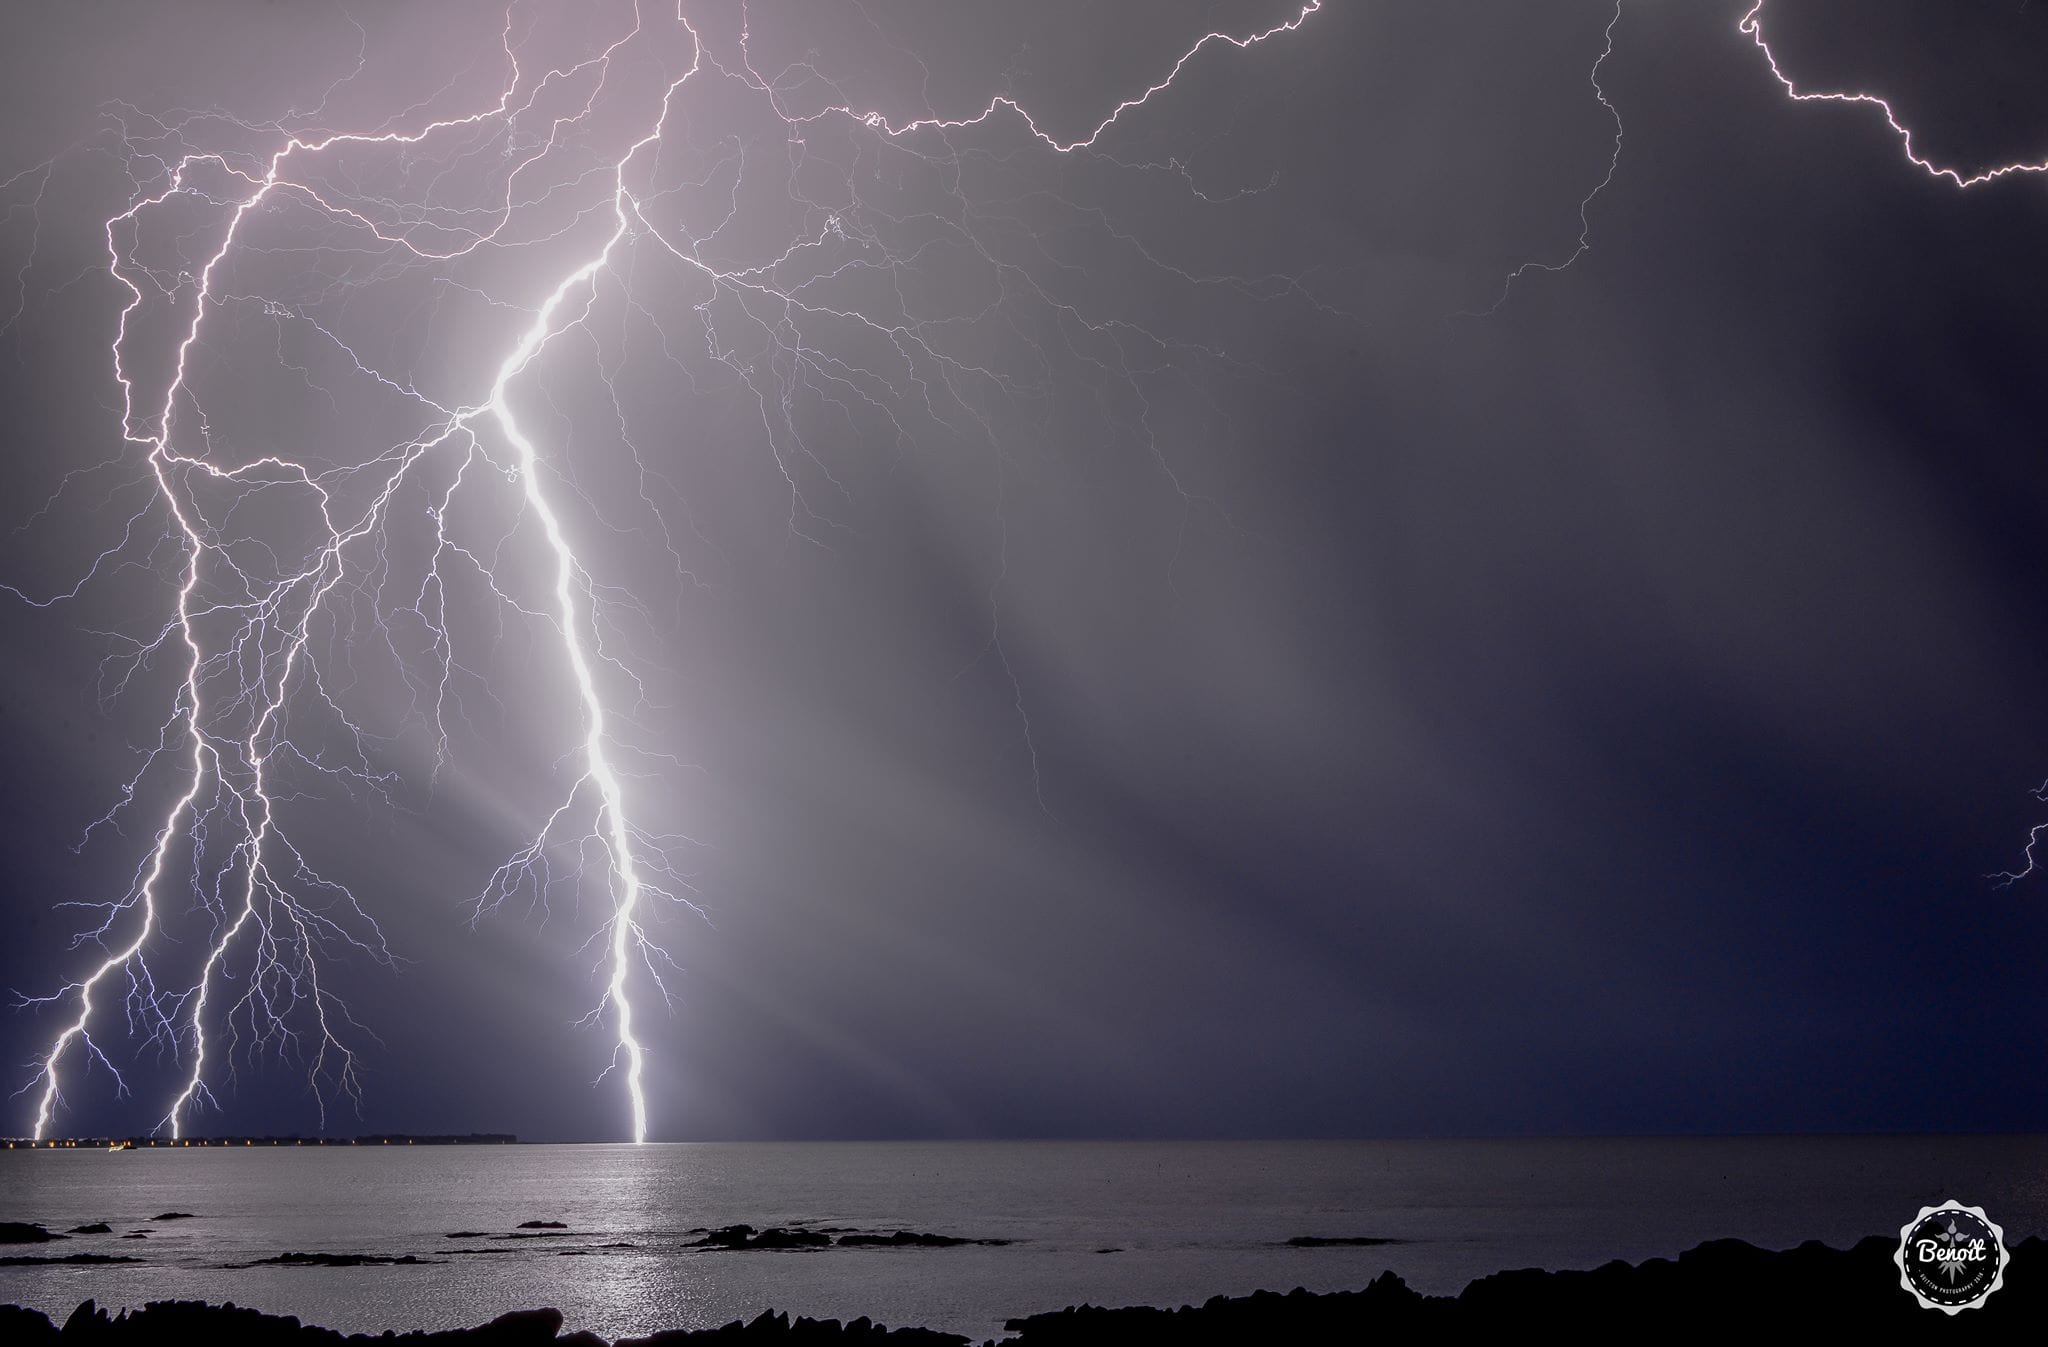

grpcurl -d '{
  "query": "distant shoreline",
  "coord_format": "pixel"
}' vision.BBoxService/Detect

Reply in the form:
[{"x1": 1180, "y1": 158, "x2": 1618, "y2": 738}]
[
  {"x1": 3, "y1": 1134, "x2": 518, "y2": 1150},
  {"x1": 2, "y1": 1235, "x2": 2041, "y2": 1342}
]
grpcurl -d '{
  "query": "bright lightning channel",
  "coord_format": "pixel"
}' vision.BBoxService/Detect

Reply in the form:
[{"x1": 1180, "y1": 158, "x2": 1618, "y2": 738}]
[
  {"x1": 1736, "y1": 1, "x2": 2048, "y2": 886},
  {"x1": 15, "y1": 1, "x2": 1330, "y2": 1143},
  {"x1": 1740, "y1": 1, "x2": 2048, "y2": 190}
]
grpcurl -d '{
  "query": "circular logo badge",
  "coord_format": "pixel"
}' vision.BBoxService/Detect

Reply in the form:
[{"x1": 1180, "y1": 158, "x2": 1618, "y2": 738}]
[{"x1": 1895, "y1": 1201, "x2": 2008, "y2": 1313}]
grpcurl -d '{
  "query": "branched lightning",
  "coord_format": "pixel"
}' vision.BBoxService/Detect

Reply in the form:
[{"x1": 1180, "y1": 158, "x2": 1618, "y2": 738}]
[
  {"x1": 1460, "y1": 0, "x2": 1625, "y2": 319},
  {"x1": 1736, "y1": 2, "x2": 2048, "y2": 886},
  {"x1": 7, "y1": 1, "x2": 1334, "y2": 1141},
  {"x1": 32, "y1": 0, "x2": 2012, "y2": 1139},
  {"x1": 1997, "y1": 783, "x2": 2048, "y2": 888},
  {"x1": 1740, "y1": 1, "x2": 2048, "y2": 190}
]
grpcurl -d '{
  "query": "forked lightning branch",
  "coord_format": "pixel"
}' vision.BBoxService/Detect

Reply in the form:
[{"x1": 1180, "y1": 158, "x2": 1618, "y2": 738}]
[
  {"x1": 10, "y1": 0, "x2": 2035, "y2": 1146},
  {"x1": 8, "y1": 1, "x2": 1326, "y2": 1144}
]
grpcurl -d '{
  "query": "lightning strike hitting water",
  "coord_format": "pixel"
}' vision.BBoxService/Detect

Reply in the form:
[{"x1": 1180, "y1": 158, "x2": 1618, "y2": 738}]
[
  {"x1": 8, "y1": 1, "x2": 1335, "y2": 1142},
  {"x1": 17, "y1": 0, "x2": 2024, "y2": 1142}
]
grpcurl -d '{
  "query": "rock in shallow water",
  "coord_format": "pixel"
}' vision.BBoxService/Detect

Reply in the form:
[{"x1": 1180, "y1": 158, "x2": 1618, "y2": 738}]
[
  {"x1": 835, "y1": 1231, "x2": 1008, "y2": 1248},
  {"x1": 0, "y1": 1224, "x2": 63, "y2": 1245},
  {"x1": 688, "y1": 1225, "x2": 831, "y2": 1251},
  {"x1": 238, "y1": 1251, "x2": 447, "y2": 1268}
]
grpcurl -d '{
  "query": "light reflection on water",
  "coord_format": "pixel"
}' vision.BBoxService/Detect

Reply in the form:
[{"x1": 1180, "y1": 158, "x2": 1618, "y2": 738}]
[{"x1": 2, "y1": 1137, "x2": 2044, "y2": 1339}]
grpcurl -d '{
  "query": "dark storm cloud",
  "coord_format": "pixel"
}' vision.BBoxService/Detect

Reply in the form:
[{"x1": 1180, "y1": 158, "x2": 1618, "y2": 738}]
[{"x1": 2, "y1": 1, "x2": 2046, "y2": 1142}]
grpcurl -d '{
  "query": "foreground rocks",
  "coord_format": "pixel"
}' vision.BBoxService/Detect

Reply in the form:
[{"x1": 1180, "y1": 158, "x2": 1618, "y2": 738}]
[
  {"x1": 1000, "y1": 1236, "x2": 2046, "y2": 1341},
  {"x1": 2, "y1": 1236, "x2": 2042, "y2": 1344}
]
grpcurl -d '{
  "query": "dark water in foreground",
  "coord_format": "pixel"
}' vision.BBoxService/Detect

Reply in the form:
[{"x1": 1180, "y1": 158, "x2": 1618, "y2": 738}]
[{"x1": 2, "y1": 1137, "x2": 2044, "y2": 1339}]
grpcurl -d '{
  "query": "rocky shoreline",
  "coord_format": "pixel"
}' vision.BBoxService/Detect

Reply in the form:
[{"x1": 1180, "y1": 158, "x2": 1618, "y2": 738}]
[{"x1": 2, "y1": 1235, "x2": 2040, "y2": 1343}]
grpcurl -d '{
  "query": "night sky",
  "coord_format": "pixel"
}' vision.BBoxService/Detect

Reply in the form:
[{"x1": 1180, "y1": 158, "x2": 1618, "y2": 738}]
[{"x1": 2, "y1": 1, "x2": 2047, "y2": 1143}]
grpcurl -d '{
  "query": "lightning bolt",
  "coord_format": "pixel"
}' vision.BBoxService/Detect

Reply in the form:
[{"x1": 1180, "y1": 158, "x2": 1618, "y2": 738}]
[
  {"x1": 35, "y1": 0, "x2": 1983, "y2": 1142},
  {"x1": 1735, "y1": 1, "x2": 2048, "y2": 886},
  {"x1": 1458, "y1": 1, "x2": 1625, "y2": 320},
  {"x1": 1740, "y1": 1, "x2": 2048, "y2": 190},
  {"x1": 9, "y1": 2, "x2": 1331, "y2": 1142}
]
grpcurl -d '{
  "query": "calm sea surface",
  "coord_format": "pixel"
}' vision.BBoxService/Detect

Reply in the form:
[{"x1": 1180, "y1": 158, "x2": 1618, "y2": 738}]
[{"x1": 2, "y1": 1137, "x2": 2044, "y2": 1339}]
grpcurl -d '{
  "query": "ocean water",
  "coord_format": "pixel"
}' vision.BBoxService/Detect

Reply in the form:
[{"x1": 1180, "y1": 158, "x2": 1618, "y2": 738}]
[{"x1": 2, "y1": 1137, "x2": 2044, "y2": 1340}]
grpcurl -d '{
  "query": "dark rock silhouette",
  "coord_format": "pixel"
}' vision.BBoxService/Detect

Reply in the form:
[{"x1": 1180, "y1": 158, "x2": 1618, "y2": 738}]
[
  {"x1": 0, "y1": 1223, "x2": 63, "y2": 1244},
  {"x1": 1001, "y1": 1234, "x2": 2045, "y2": 1342},
  {"x1": 680, "y1": 1226, "x2": 1002, "y2": 1251},
  {"x1": 689, "y1": 1225, "x2": 831, "y2": 1251},
  {"x1": 517, "y1": 1222, "x2": 569, "y2": 1230},
  {"x1": 1283, "y1": 1235, "x2": 1399, "y2": 1247},
  {"x1": 2, "y1": 1236, "x2": 2041, "y2": 1342},
  {"x1": 834, "y1": 1232, "x2": 1008, "y2": 1249},
  {"x1": 0, "y1": 1252, "x2": 144, "y2": 1267},
  {"x1": 239, "y1": 1252, "x2": 447, "y2": 1268},
  {"x1": 65, "y1": 1224, "x2": 113, "y2": 1236},
  {"x1": 0, "y1": 1304, "x2": 59, "y2": 1347},
  {"x1": 619, "y1": 1311, "x2": 967, "y2": 1346},
  {"x1": 148, "y1": 1213, "x2": 196, "y2": 1222},
  {"x1": 6, "y1": 1301, "x2": 584, "y2": 1347}
]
